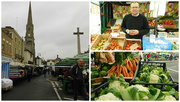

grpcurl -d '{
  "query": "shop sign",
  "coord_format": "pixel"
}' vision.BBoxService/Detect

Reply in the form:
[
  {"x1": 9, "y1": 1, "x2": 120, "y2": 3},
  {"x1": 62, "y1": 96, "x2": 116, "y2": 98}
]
[
  {"x1": 2, "y1": 56, "x2": 12, "y2": 62},
  {"x1": 2, "y1": 44, "x2": 4, "y2": 50}
]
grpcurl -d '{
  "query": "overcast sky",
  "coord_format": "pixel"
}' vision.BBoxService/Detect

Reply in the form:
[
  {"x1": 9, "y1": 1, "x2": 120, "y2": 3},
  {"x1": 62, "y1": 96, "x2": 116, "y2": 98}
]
[{"x1": 2, "y1": 1, "x2": 89, "y2": 60}]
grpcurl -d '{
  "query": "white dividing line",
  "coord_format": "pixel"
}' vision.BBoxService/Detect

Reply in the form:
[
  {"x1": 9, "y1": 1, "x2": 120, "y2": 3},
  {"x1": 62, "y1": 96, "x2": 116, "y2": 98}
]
[
  {"x1": 167, "y1": 68, "x2": 179, "y2": 73},
  {"x1": 55, "y1": 81, "x2": 60, "y2": 87},
  {"x1": 51, "y1": 81, "x2": 62, "y2": 100}
]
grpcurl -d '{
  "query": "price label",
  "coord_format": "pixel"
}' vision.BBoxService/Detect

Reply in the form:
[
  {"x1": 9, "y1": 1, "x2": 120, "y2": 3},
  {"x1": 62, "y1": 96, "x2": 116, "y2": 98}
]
[{"x1": 150, "y1": 35, "x2": 155, "y2": 43}]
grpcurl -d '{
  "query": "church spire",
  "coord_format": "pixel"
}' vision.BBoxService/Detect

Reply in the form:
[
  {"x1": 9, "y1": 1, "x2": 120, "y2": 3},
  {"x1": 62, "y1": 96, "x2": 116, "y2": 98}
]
[{"x1": 27, "y1": 1, "x2": 33, "y2": 25}]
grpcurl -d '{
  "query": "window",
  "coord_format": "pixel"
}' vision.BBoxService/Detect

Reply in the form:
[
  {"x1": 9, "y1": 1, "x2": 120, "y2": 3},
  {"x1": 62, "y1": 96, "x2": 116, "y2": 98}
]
[
  {"x1": 9, "y1": 44, "x2": 11, "y2": 53},
  {"x1": 18, "y1": 48, "x2": 20, "y2": 55},
  {"x1": 50, "y1": 63, "x2": 52, "y2": 66},
  {"x1": 15, "y1": 47, "x2": 16, "y2": 55},
  {"x1": 2, "y1": 40, "x2": 5, "y2": 50},
  {"x1": 15, "y1": 38, "x2": 17, "y2": 42}
]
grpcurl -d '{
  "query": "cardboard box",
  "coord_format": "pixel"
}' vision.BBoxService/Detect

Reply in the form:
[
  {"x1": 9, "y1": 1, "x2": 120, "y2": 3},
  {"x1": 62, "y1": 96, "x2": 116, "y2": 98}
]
[
  {"x1": 104, "y1": 29, "x2": 112, "y2": 34},
  {"x1": 124, "y1": 39, "x2": 141, "y2": 50},
  {"x1": 91, "y1": 34, "x2": 112, "y2": 50},
  {"x1": 104, "y1": 37, "x2": 126, "y2": 50}
]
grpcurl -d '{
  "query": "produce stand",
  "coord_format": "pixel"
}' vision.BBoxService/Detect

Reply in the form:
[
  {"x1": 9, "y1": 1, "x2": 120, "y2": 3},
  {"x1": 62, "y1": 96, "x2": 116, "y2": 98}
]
[
  {"x1": 90, "y1": 1, "x2": 179, "y2": 51},
  {"x1": 130, "y1": 61, "x2": 179, "y2": 91}
]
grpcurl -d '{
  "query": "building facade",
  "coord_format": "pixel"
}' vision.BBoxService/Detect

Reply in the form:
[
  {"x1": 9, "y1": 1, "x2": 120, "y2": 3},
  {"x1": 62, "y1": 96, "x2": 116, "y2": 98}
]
[
  {"x1": 2, "y1": 27, "x2": 24, "y2": 63},
  {"x1": 1, "y1": 27, "x2": 13, "y2": 62},
  {"x1": 47, "y1": 60, "x2": 55, "y2": 66}
]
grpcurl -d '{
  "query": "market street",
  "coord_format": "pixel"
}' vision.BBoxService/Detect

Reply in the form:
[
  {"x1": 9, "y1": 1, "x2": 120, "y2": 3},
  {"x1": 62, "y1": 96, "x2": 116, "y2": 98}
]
[
  {"x1": 166, "y1": 60, "x2": 179, "y2": 82},
  {"x1": 2, "y1": 74, "x2": 84, "y2": 101}
]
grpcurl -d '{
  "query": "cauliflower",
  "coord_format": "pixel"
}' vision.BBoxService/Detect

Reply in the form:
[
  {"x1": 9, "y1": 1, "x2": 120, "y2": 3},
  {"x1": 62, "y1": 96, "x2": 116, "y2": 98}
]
[
  {"x1": 149, "y1": 74, "x2": 159, "y2": 83},
  {"x1": 97, "y1": 93, "x2": 121, "y2": 101},
  {"x1": 163, "y1": 95, "x2": 176, "y2": 101},
  {"x1": 109, "y1": 80, "x2": 122, "y2": 91},
  {"x1": 133, "y1": 85, "x2": 149, "y2": 92},
  {"x1": 150, "y1": 70, "x2": 159, "y2": 75}
]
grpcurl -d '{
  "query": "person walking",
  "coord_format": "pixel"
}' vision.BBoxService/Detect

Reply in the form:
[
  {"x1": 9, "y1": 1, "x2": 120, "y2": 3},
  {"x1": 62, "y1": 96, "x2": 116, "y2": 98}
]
[
  {"x1": 43, "y1": 69, "x2": 47, "y2": 78},
  {"x1": 70, "y1": 59, "x2": 89, "y2": 101},
  {"x1": 27, "y1": 67, "x2": 32, "y2": 82}
]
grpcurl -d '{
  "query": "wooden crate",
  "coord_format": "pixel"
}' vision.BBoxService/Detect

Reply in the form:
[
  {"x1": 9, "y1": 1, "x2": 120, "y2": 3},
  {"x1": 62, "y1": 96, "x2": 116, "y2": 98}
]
[
  {"x1": 91, "y1": 77, "x2": 103, "y2": 83},
  {"x1": 91, "y1": 34, "x2": 112, "y2": 50},
  {"x1": 124, "y1": 39, "x2": 141, "y2": 50},
  {"x1": 104, "y1": 29, "x2": 112, "y2": 34},
  {"x1": 162, "y1": 19, "x2": 176, "y2": 28},
  {"x1": 91, "y1": 34, "x2": 99, "y2": 46},
  {"x1": 106, "y1": 37, "x2": 126, "y2": 50}
]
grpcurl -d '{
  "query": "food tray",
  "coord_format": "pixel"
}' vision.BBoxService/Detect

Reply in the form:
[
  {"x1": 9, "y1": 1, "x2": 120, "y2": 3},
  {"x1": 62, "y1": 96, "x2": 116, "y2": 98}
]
[
  {"x1": 91, "y1": 34, "x2": 112, "y2": 50},
  {"x1": 130, "y1": 61, "x2": 178, "y2": 90}
]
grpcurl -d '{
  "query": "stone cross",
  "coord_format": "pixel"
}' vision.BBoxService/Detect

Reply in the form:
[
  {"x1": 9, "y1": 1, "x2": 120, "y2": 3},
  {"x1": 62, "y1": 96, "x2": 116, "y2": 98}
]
[{"x1": 73, "y1": 27, "x2": 84, "y2": 55}]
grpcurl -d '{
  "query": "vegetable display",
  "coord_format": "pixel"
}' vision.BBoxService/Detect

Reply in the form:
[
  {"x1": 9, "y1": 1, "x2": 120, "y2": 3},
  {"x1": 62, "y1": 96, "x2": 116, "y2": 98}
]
[
  {"x1": 94, "y1": 74, "x2": 178, "y2": 101},
  {"x1": 91, "y1": 39, "x2": 108, "y2": 50},
  {"x1": 134, "y1": 64, "x2": 175, "y2": 90},
  {"x1": 105, "y1": 40, "x2": 123, "y2": 50},
  {"x1": 125, "y1": 42, "x2": 141, "y2": 50},
  {"x1": 107, "y1": 52, "x2": 138, "y2": 78}
]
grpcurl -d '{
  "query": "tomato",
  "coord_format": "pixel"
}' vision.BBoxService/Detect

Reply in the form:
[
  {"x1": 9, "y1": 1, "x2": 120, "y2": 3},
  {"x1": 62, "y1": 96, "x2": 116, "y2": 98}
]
[
  {"x1": 127, "y1": 45, "x2": 130, "y2": 47},
  {"x1": 125, "y1": 47, "x2": 130, "y2": 50},
  {"x1": 128, "y1": 43, "x2": 131, "y2": 46}
]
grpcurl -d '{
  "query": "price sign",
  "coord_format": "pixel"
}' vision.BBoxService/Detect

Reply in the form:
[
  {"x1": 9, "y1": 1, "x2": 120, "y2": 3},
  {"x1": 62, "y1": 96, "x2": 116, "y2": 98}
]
[{"x1": 150, "y1": 35, "x2": 155, "y2": 43}]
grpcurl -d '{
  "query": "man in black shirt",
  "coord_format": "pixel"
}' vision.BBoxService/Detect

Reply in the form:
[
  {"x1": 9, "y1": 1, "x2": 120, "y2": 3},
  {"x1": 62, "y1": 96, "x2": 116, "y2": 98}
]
[
  {"x1": 121, "y1": 2, "x2": 150, "y2": 39},
  {"x1": 70, "y1": 59, "x2": 88, "y2": 100}
]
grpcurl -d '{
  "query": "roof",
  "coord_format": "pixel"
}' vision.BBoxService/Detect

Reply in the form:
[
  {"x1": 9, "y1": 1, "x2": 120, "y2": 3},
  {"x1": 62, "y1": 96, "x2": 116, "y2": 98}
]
[{"x1": 55, "y1": 53, "x2": 89, "y2": 66}]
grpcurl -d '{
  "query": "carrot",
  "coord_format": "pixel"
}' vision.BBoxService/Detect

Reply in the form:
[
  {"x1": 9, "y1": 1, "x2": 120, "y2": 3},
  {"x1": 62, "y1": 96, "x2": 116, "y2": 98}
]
[
  {"x1": 134, "y1": 58, "x2": 138, "y2": 65},
  {"x1": 119, "y1": 65, "x2": 122, "y2": 74},
  {"x1": 124, "y1": 67, "x2": 129, "y2": 77},
  {"x1": 126, "y1": 62, "x2": 134, "y2": 74},
  {"x1": 129, "y1": 72, "x2": 133, "y2": 77},
  {"x1": 133, "y1": 60, "x2": 137, "y2": 72},
  {"x1": 108, "y1": 73, "x2": 112, "y2": 77},
  {"x1": 107, "y1": 65, "x2": 116, "y2": 73},
  {"x1": 128, "y1": 59, "x2": 133, "y2": 68},
  {"x1": 124, "y1": 59, "x2": 128, "y2": 65}
]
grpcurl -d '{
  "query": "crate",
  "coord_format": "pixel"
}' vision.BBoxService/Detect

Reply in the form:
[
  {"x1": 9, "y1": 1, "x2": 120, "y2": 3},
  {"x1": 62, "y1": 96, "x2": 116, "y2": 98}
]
[
  {"x1": 104, "y1": 37, "x2": 126, "y2": 50},
  {"x1": 91, "y1": 34, "x2": 112, "y2": 50},
  {"x1": 124, "y1": 39, "x2": 141, "y2": 50},
  {"x1": 91, "y1": 34, "x2": 99, "y2": 45},
  {"x1": 143, "y1": 36, "x2": 171, "y2": 50},
  {"x1": 111, "y1": 26, "x2": 121, "y2": 33},
  {"x1": 91, "y1": 77, "x2": 104, "y2": 83},
  {"x1": 162, "y1": 19, "x2": 176, "y2": 28},
  {"x1": 104, "y1": 29, "x2": 112, "y2": 34},
  {"x1": 130, "y1": 61, "x2": 178, "y2": 90}
]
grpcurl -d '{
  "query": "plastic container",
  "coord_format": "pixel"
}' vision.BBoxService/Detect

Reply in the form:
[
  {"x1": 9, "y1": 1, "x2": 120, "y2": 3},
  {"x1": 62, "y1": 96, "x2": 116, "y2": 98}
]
[
  {"x1": 130, "y1": 61, "x2": 178, "y2": 91},
  {"x1": 143, "y1": 36, "x2": 172, "y2": 50}
]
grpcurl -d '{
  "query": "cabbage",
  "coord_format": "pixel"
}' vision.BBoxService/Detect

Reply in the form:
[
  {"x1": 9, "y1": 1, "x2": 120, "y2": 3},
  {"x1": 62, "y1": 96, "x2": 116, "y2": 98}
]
[{"x1": 96, "y1": 93, "x2": 121, "y2": 101}]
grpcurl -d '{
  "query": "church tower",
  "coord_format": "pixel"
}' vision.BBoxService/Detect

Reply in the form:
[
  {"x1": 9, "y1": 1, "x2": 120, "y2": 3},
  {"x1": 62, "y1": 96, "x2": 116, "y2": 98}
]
[{"x1": 25, "y1": 2, "x2": 35, "y2": 64}]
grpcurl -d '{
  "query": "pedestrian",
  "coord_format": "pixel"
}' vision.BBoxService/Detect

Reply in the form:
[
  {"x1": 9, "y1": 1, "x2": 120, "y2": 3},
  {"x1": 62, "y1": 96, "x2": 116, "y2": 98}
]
[
  {"x1": 121, "y1": 2, "x2": 150, "y2": 40},
  {"x1": 48, "y1": 68, "x2": 50, "y2": 74},
  {"x1": 70, "y1": 59, "x2": 89, "y2": 100},
  {"x1": 43, "y1": 69, "x2": 47, "y2": 78},
  {"x1": 27, "y1": 67, "x2": 31, "y2": 82}
]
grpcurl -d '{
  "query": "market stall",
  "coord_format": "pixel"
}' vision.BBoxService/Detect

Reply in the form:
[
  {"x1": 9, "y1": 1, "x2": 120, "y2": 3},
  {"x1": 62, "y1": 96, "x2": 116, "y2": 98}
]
[
  {"x1": 90, "y1": 1, "x2": 179, "y2": 51},
  {"x1": 91, "y1": 52, "x2": 179, "y2": 101}
]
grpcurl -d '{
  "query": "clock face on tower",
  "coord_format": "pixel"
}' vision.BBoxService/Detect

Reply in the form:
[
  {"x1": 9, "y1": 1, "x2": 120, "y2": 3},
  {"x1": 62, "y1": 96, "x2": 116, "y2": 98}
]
[{"x1": 28, "y1": 34, "x2": 31, "y2": 37}]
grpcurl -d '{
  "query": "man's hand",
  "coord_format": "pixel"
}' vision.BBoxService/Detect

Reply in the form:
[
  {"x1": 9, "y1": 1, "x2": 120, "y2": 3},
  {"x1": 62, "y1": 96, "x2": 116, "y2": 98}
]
[{"x1": 128, "y1": 30, "x2": 139, "y2": 35}]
